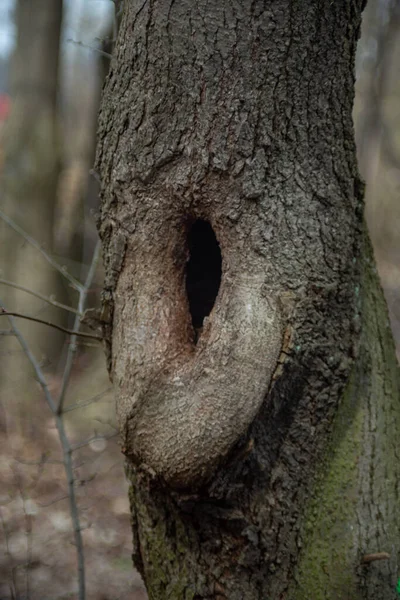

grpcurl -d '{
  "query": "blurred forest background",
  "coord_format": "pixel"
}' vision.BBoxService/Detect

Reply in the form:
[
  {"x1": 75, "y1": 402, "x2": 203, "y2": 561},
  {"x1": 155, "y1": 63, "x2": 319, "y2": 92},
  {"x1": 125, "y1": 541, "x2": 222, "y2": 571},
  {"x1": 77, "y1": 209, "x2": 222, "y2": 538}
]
[{"x1": 0, "y1": 0, "x2": 399, "y2": 599}]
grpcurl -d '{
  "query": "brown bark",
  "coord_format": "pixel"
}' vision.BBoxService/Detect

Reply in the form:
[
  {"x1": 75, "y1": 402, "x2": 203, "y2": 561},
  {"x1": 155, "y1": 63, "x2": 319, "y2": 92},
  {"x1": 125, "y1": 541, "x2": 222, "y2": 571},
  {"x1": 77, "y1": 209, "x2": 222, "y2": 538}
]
[{"x1": 96, "y1": 0, "x2": 400, "y2": 598}]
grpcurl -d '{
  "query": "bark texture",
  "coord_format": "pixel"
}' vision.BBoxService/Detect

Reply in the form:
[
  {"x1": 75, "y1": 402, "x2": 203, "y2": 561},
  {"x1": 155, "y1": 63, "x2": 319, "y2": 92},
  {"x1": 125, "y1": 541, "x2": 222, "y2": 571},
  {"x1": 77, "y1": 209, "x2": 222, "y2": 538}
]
[{"x1": 96, "y1": 0, "x2": 400, "y2": 597}]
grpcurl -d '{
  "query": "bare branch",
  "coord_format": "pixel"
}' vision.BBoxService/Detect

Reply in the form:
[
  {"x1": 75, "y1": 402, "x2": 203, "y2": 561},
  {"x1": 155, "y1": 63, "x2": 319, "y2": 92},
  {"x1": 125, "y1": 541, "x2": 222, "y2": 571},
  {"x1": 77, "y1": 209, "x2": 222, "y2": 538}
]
[
  {"x1": 0, "y1": 308, "x2": 102, "y2": 341},
  {"x1": 14, "y1": 455, "x2": 63, "y2": 467},
  {"x1": 2, "y1": 307, "x2": 57, "y2": 414},
  {"x1": 0, "y1": 208, "x2": 84, "y2": 292},
  {"x1": 37, "y1": 495, "x2": 69, "y2": 508},
  {"x1": 57, "y1": 241, "x2": 102, "y2": 414},
  {"x1": 89, "y1": 168, "x2": 101, "y2": 183},
  {"x1": 71, "y1": 432, "x2": 117, "y2": 453},
  {"x1": 0, "y1": 239, "x2": 102, "y2": 600},
  {"x1": 93, "y1": 416, "x2": 118, "y2": 431},
  {"x1": 13, "y1": 454, "x2": 49, "y2": 493},
  {"x1": 67, "y1": 38, "x2": 112, "y2": 59},
  {"x1": 0, "y1": 278, "x2": 81, "y2": 315},
  {"x1": 14, "y1": 481, "x2": 33, "y2": 600},
  {"x1": 64, "y1": 387, "x2": 113, "y2": 413},
  {"x1": 2, "y1": 304, "x2": 86, "y2": 600},
  {"x1": 0, "y1": 508, "x2": 18, "y2": 598},
  {"x1": 76, "y1": 474, "x2": 97, "y2": 487}
]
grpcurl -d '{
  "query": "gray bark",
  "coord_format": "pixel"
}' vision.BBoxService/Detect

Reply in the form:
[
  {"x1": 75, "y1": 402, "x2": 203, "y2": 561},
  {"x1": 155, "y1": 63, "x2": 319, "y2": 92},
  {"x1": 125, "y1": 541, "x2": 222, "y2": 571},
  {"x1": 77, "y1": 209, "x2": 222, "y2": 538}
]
[{"x1": 96, "y1": 0, "x2": 400, "y2": 598}]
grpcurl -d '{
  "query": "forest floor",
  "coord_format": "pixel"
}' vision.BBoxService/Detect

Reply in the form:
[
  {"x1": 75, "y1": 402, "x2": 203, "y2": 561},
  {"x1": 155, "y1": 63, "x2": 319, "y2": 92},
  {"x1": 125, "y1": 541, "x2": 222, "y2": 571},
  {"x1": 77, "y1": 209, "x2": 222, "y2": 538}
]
[{"x1": 0, "y1": 349, "x2": 148, "y2": 600}]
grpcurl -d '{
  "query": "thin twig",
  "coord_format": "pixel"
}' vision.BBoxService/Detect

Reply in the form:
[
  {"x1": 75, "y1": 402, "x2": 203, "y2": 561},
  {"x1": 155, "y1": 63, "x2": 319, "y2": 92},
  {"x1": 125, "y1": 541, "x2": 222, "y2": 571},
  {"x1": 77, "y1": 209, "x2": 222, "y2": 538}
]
[
  {"x1": 16, "y1": 482, "x2": 32, "y2": 600},
  {"x1": 0, "y1": 209, "x2": 84, "y2": 292},
  {"x1": 1, "y1": 241, "x2": 102, "y2": 600},
  {"x1": 75, "y1": 474, "x2": 97, "y2": 487},
  {"x1": 14, "y1": 456, "x2": 63, "y2": 466},
  {"x1": 67, "y1": 38, "x2": 112, "y2": 59},
  {"x1": 57, "y1": 240, "x2": 102, "y2": 414},
  {"x1": 2, "y1": 308, "x2": 57, "y2": 414},
  {"x1": 89, "y1": 168, "x2": 101, "y2": 183},
  {"x1": 71, "y1": 432, "x2": 117, "y2": 453},
  {"x1": 64, "y1": 387, "x2": 113, "y2": 413},
  {"x1": 93, "y1": 417, "x2": 118, "y2": 431},
  {"x1": 2, "y1": 307, "x2": 86, "y2": 600},
  {"x1": 0, "y1": 507, "x2": 18, "y2": 598},
  {"x1": 56, "y1": 414, "x2": 86, "y2": 598},
  {"x1": 37, "y1": 495, "x2": 70, "y2": 508},
  {"x1": 0, "y1": 278, "x2": 81, "y2": 315},
  {"x1": 0, "y1": 309, "x2": 102, "y2": 341}
]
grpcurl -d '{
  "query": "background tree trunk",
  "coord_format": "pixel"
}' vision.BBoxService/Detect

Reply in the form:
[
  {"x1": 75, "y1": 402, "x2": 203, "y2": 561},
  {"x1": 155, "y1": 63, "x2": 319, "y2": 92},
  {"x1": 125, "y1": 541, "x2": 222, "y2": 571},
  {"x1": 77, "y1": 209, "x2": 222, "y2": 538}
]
[
  {"x1": 96, "y1": 1, "x2": 400, "y2": 598},
  {"x1": 0, "y1": 0, "x2": 65, "y2": 434}
]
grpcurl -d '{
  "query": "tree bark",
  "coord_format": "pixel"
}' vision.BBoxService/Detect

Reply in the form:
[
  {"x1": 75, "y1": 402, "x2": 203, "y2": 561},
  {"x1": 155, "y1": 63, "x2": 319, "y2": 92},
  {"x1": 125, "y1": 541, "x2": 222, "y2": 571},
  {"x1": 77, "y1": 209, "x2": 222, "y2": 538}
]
[{"x1": 96, "y1": 1, "x2": 400, "y2": 598}]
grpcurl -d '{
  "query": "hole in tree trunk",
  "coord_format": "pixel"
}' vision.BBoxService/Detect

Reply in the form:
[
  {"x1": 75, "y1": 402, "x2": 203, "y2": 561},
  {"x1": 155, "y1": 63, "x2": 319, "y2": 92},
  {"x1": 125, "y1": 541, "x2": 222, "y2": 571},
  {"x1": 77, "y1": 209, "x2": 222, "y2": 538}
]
[{"x1": 185, "y1": 219, "x2": 222, "y2": 342}]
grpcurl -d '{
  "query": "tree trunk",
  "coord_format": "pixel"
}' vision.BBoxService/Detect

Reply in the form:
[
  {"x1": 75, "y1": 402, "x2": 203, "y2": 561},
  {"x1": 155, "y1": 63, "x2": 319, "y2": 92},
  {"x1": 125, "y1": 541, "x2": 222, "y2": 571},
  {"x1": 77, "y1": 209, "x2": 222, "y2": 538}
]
[
  {"x1": 96, "y1": 1, "x2": 400, "y2": 598},
  {"x1": 0, "y1": 0, "x2": 65, "y2": 434}
]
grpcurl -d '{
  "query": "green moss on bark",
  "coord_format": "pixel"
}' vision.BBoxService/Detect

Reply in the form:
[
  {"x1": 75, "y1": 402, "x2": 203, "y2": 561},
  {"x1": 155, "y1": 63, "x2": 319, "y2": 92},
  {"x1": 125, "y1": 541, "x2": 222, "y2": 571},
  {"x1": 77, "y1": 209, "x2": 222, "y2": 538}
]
[
  {"x1": 290, "y1": 231, "x2": 400, "y2": 600},
  {"x1": 289, "y1": 367, "x2": 364, "y2": 600},
  {"x1": 128, "y1": 472, "x2": 202, "y2": 600}
]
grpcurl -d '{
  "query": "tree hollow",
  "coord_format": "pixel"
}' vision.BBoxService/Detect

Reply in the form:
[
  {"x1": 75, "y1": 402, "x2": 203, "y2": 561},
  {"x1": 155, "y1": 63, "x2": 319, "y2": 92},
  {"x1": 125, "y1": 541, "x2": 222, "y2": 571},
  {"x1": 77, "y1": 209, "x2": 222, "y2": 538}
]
[{"x1": 185, "y1": 219, "x2": 222, "y2": 341}]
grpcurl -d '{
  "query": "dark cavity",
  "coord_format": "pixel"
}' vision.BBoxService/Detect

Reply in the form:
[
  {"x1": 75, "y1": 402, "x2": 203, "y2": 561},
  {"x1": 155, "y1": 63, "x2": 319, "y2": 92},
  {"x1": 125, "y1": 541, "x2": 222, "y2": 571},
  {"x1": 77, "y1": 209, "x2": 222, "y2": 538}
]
[{"x1": 185, "y1": 220, "x2": 222, "y2": 340}]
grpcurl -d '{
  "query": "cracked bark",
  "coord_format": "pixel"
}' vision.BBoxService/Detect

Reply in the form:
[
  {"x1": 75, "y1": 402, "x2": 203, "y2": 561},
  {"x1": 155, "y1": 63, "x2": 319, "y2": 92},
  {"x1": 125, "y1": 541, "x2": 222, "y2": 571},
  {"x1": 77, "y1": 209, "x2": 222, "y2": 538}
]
[{"x1": 96, "y1": 0, "x2": 400, "y2": 598}]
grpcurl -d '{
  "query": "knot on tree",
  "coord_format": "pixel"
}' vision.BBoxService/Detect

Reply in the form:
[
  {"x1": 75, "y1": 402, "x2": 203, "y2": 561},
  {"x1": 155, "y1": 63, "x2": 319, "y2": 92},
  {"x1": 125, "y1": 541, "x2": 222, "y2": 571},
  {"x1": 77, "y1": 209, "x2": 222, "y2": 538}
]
[{"x1": 111, "y1": 211, "x2": 283, "y2": 489}]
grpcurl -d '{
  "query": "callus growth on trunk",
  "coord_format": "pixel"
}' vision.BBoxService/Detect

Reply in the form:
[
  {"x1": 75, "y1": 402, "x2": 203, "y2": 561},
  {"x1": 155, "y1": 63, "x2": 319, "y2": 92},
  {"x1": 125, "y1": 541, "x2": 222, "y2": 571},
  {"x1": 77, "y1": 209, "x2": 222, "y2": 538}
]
[
  {"x1": 96, "y1": 1, "x2": 400, "y2": 598},
  {"x1": 97, "y1": 0, "x2": 360, "y2": 491},
  {"x1": 110, "y1": 207, "x2": 283, "y2": 489}
]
